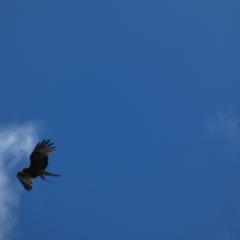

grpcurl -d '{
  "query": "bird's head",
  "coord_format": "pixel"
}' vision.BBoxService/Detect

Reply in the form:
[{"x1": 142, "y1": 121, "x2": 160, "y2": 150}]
[
  {"x1": 17, "y1": 171, "x2": 23, "y2": 178},
  {"x1": 17, "y1": 168, "x2": 27, "y2": 177}
]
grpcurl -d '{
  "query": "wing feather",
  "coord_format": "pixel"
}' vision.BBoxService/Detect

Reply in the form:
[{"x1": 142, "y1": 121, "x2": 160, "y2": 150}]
[{"x1": 29, "y1": 139, "x2": 55, "y2": 170}]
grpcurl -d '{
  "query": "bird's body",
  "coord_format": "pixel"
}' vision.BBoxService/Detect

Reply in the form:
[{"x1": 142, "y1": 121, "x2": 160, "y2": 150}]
[{"x1": 17, "y1": 139, "x2": 60, "y2": 191}]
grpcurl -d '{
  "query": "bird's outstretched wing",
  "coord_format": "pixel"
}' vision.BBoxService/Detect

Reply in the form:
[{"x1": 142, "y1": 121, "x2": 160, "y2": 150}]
[
  {"x1": 17, "y1": 172, "x2": 33, "y2": 191},
  {"x1": 29, "y1": 139, "x2": 55, "y2": 170}
]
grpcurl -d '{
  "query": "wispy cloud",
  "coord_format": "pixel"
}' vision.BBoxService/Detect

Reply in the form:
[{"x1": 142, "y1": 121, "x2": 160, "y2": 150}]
[
  {"x1": 0, "y1": 123, "x2": 39, "y2": 240},
  {"x1": 208, "y1": 232, "x2": 231, "y2": 240},
  {"x1": 205, "y1": 110, "x2": 240, "y2": 141},
  {"x1": 205, "y1": 109, "x2": 240, "y2": 158}
]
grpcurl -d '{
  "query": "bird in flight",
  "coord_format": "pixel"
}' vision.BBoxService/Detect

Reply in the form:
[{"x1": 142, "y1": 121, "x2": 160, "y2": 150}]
[{"x1": 17, "y1": 139, "x2": 60, "y2": 191}]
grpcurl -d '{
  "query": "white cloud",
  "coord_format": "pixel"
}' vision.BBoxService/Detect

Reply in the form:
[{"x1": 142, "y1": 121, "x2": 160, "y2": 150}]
[
  {"x1": 0, "y1": 123, "x2": 39, "y2": 240},
  {"x1": 205, "y1": 110, "x2": 240, "y2": 159},
  {"x1": 205, "y1": 110, "x2": 240, "y2": 141},
  {"x1": 208, "y1": 232, "x2": 231, "y2": 240}
]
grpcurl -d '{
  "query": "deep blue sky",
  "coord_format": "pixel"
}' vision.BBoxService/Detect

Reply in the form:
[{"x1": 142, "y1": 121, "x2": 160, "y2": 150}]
[{"x1": 1, "y1": 1, "x2": 240, "y2": 239}]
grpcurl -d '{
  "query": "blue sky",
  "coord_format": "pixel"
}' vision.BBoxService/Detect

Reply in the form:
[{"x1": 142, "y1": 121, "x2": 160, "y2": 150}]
[{"x1": 0, "y1": 1, "x2": 240, "y2": 239}]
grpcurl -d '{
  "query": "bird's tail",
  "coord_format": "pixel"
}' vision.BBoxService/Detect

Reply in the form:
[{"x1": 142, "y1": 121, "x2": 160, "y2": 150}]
[
  {"x1": 40, "y1": 175, "x2": 54, "y2": 184},
  {"x1": 43, "y1": 170, "x2": 61, "y2": 177}
]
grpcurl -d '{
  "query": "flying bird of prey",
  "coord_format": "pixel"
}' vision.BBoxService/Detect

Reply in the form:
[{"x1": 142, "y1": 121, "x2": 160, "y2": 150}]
[{"x1": 17, "y1": 139, "x2": 60, "y2": 191}]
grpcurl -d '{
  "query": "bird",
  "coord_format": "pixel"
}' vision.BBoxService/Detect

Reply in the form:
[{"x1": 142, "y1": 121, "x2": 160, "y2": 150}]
[{"x1": 17, "y1": 139, "x2": 60, "y2": 191}]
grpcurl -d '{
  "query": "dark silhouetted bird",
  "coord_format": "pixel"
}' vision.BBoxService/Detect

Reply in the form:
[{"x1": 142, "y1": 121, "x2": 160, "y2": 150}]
[{"x1": 17, "y1": 139, "x2": 60, "y2": 191}]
